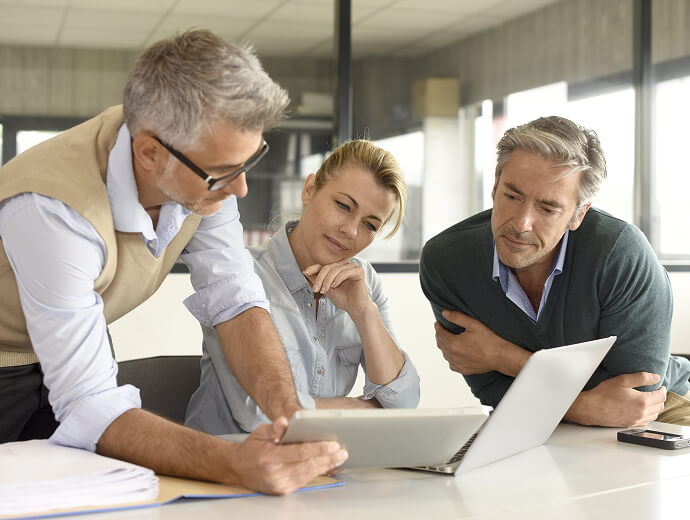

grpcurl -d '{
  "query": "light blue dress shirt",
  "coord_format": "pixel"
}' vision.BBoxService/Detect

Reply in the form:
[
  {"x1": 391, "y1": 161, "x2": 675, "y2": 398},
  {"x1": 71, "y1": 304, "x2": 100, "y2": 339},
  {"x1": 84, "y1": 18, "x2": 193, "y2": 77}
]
[
  {"x1": 491, "y1": 230, "x2": 569, "y2": 322},
  {"x1": 185, "y1": 222, "x2": 421, "y2": 434},
  {"x1": 0, "y1": 124, "x2": 268, "y2": 451}
]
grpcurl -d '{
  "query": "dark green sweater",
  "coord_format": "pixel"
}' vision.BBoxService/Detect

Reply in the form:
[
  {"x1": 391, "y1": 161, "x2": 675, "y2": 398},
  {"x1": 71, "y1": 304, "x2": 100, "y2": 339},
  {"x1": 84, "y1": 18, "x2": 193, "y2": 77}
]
[{"x1": 420, "y1": 208, "x2": 690, "y2": 408}]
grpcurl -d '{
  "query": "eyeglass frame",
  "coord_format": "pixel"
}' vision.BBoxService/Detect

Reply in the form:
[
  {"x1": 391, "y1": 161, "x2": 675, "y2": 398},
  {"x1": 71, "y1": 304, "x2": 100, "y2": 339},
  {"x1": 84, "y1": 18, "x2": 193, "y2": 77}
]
[{"x1": 153, "y1": 135, "x2": 269, "y2": 192}]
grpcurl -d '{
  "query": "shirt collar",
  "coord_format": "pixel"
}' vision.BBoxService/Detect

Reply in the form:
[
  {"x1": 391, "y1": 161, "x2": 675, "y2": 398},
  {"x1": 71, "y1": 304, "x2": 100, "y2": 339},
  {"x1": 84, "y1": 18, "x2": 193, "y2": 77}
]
[
  {"x1": 269, "y1": 221, "x2": 310, "y2": 294},
  {"x1": 492, "y1": 229, "x2": 570, "y2": 282},
  {"x1": 106, "y1": 124, "x2": 190, "y2": 240}
]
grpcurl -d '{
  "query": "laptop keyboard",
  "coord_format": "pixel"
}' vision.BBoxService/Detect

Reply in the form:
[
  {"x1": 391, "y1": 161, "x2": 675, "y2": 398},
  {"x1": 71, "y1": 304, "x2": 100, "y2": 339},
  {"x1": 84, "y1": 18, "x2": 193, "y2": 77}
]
[{"x1": 447, "y1": 432, "x2": 479, "y2": 464}]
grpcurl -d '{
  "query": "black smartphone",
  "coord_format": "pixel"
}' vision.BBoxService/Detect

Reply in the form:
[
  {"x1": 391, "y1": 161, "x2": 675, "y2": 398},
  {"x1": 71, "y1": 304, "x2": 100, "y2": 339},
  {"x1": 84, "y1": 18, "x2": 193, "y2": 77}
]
[{"x1": 617, "y1": 428, "x2": 690, "y2": 450}]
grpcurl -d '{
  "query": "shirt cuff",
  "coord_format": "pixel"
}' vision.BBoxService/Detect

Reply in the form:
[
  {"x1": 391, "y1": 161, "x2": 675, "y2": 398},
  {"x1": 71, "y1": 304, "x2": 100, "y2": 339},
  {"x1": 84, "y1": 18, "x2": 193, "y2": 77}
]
[
  {"x1": 183, "y1": 275, "x2": 270, "y2": 327},
  {"x1": 362, "y1": 353, "x2": 420, "y2": 409},
  {"x1": 49, "y1": 384, "x2": 141, "y2": 452},
  {"x1": 297, "y1": 391, "x2": 316, "y2": 410}
]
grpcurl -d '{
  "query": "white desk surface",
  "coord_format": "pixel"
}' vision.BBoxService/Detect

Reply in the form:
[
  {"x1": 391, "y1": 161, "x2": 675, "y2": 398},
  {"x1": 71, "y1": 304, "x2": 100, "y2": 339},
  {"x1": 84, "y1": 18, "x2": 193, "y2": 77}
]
[{"x1": 73, "y1": 423, "x2": 690, "y2": 520}]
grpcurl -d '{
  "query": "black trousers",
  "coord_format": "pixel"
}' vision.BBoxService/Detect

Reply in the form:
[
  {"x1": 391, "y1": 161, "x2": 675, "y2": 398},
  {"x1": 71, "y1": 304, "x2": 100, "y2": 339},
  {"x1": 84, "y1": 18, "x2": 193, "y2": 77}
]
[
  {"x1": 0, "y1": 363, "x2": 58, "y2": 443},
  {"x1": 0, "y1": 329, "x2": 116, "y2": 443}
]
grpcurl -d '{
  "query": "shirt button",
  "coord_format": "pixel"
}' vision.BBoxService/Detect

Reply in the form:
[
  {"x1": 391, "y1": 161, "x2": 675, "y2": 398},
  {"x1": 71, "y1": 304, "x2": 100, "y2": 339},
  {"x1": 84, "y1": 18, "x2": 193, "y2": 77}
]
[
  {"x1": 307, "y1": 302, "x2": 312, "y2": 308},
  {"x1": 319, "y1": 334, "x2": 325, "y2": 340},
  {"x1": 317, "y1": 368, "x2": 324, "y2": 375}
]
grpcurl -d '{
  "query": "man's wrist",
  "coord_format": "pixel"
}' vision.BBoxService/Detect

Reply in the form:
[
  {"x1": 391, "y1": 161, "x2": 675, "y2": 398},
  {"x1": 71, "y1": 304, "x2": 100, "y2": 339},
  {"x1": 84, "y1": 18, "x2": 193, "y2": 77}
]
[
  {"x1": 219, "y1": 439, "x2": 248, "y2": 486},
  {"x1": 280, "y1": 400, "x2": 302, "y2": 420},
  {"x1": 495, "y1": 341, "x2": 531, "y2": 377},
  {"x1": 564, "y1": 391, "x2": 591, "y2": 425}
]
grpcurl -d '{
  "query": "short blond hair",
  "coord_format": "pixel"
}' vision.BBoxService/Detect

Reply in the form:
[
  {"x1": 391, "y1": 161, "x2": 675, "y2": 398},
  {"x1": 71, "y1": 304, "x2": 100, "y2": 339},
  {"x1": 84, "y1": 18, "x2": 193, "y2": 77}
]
[{"x1": 314, "y1": 140, "x2": 406, "y2": 238}]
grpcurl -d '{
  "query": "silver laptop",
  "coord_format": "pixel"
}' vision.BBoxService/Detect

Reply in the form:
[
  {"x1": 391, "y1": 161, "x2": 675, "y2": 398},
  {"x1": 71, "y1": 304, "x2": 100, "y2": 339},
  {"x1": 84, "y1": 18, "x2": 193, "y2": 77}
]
[{"x1": 412, "y1": 336, "x2": 616, "y2": 475}]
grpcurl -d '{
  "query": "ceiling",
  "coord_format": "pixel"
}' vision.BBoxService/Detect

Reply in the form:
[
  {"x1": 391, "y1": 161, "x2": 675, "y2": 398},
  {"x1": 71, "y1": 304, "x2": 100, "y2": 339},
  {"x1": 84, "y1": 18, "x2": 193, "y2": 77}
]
[{"x1": 0, "y1": 0, "x2": 563, "y2": 58}]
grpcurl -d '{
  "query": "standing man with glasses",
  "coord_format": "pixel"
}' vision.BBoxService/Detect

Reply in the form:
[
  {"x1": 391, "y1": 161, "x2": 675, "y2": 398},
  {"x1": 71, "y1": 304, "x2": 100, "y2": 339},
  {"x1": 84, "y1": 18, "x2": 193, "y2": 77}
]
[{"x1": 0, "y1": 29, "x2": 347, "y2": 495}]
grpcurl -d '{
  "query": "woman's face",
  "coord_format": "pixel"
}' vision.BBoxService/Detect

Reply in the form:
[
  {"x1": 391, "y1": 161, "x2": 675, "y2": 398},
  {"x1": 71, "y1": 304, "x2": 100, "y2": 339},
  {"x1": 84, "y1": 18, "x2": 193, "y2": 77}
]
[{"x1": 297, "y1": 165, "x2": 396, "y2": 266}]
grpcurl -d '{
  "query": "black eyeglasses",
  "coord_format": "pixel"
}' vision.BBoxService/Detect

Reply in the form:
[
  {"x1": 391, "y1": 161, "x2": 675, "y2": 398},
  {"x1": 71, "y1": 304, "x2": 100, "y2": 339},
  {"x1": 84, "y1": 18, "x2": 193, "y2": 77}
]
[{"x1": 153, "y1": 136, "x2": 269, "y2": 192}]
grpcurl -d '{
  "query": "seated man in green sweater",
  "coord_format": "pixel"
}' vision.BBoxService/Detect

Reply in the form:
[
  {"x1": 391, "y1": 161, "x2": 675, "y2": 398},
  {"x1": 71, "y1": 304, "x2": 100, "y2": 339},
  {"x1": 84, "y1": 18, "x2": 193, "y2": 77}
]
[{"x1": 420, "y1": 115, "x2": 690, "y2": 427}]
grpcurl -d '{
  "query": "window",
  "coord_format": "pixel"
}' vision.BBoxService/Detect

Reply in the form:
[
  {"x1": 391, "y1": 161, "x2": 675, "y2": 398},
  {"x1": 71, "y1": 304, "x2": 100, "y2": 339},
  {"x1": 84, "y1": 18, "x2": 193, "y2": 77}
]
[
  {"x1": 16, "y1": 130, "x2": 61, "y2": 155},
  {"x1": 654, "y1": 76, "x2": 690, "y2": 258},
  {"x1": 360, "y1": 131, "x2": 424, "y2": 262},
  {"x1": 564, "y1": 88, "x2": 635, "y2": 224},
  {"x1": 470, "y1": 82, "x2": 635, "y2": 226}
]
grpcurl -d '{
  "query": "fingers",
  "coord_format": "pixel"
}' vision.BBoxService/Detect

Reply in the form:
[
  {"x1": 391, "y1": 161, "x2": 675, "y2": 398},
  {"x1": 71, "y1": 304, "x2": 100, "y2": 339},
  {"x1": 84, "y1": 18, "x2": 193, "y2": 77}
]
[
  {"x1": 632, "y1": 404, "x2": 664, "y2": 427},
  {"x1": 441, "y1": 309, "x2": 474, "y2": 327},
  {"x1": 613, "y1": 372, "x2": 661, "y2": 389},
  {"x1": 434, "y1": 322, "x2": 452, "y2": 352},
  {"x1": 273, "y1": 440, "x2": 345, "y2": 465},
  {"x1": 301, "y1": 264, "x2": 321, "y2": 288},
  {"x1": 648, "y1": 386, "x2": 667, "y2": 405},
  {"x1": 270, "y1": 416, "x2": 289, "y2": 441},
  {"x1": 250, "y1": 421, "x2": 282, "y2": 443},
  {"x1": 301, "y1": 264, "x2": 321, "y2": 278},
  {"x1": 302, "y1": 260, "x2": 361, "y2": 294},
  {"x1": 318, "y1": 263, "x2": 359, "y2": 294},
  {"x1": 248, "y1": 417, "x2": 290, "y2": 445},
  {"x1": 330, "y1": 264, "x2": 363, "y2": 289},
  {"x1": 624, "y1": 386, "x2": 666, "y2": 427},
  {"x1": 264, "y1": 447, "x2": 349, "y2": 495},
  {"x1": 303, "y1": 261, "x2": 351, "y2": 293},
  {"x1": 291, "y1": 448, "x2": 348, "y2": 481}
]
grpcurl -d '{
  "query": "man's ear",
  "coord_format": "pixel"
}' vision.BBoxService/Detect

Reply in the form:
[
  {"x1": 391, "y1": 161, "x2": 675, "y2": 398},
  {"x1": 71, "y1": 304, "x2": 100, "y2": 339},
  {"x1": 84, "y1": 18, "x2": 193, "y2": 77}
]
[
  {"x1": 569, "y1": 202, "x2": 592, "y2": 231},
  {"x1": 491, "y1": 172, "x2": 501, "y2": 200},
  {"x1": 132, "y1": 134, "x2": 165, "y2": 173},
  {"x1": 301, "y1": 173, "x2": 317, "y2": 205}
]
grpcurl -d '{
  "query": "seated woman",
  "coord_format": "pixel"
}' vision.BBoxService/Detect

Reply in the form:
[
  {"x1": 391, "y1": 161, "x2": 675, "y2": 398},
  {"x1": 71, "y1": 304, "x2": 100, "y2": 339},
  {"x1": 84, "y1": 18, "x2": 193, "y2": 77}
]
[{"x1": 186, "y1": 140, "x2": 420, "y2": 434}]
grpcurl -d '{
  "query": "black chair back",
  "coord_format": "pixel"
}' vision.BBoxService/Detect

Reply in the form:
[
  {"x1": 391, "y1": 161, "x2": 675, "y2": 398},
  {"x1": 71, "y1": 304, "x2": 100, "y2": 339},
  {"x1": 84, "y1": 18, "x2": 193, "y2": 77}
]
[{"x1": 117, "y1": 355, "x2": 201, "y2": 423}]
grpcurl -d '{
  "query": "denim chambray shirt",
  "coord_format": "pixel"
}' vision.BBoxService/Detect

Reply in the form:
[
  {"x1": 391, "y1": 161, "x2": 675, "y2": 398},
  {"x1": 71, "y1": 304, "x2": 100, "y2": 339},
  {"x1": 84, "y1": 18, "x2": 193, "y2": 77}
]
[{"x1": 185, "y1": 222, "x2": 421, "y2": 434}]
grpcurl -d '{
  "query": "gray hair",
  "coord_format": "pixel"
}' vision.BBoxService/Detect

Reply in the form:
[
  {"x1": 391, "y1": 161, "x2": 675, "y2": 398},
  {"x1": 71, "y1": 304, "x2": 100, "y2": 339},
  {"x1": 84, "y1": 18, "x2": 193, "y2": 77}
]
[
  {"x1": 123, "y1": 29, "x2": 289, "y2": 149},
  {"x1": 495, "y1": 116, "x2": 607, "y2": 213}
]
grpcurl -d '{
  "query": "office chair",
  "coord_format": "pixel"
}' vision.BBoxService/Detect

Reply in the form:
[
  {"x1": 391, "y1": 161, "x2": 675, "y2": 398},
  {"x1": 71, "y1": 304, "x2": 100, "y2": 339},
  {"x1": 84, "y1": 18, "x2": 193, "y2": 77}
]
[{"x1": 117, "y1": 355, "x2": 201, "y2": 424}]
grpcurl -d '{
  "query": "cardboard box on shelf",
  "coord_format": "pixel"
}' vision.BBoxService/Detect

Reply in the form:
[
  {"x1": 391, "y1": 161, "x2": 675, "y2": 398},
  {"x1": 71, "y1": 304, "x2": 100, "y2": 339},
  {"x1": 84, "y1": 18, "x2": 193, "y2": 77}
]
[{"x1": 412, "y1": 78, "x2": 460, "y2": 119}]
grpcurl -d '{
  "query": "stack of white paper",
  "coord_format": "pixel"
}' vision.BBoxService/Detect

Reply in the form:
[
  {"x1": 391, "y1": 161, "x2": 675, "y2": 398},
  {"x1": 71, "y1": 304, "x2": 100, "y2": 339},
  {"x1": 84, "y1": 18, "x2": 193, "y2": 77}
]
[{"x1": 0, "y1": 439, "x2": 158, "y2": 517}]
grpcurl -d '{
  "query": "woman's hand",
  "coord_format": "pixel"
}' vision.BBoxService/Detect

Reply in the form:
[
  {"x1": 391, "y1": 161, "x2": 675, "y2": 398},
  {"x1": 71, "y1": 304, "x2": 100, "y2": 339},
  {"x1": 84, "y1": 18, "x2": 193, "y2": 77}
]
[
  {"x1": 305, "y1": 261, "x2": 405, "y2": 387},
  {"x1": 303, "y1": 260, "x2": 373, "y2": 318}
]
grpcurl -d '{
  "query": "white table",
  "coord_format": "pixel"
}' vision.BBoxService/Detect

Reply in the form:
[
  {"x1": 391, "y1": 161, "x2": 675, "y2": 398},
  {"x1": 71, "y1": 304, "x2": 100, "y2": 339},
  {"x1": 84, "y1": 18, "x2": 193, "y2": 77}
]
[{"x1": 75, "y1": 423, "x2": 690, "y2": 519}]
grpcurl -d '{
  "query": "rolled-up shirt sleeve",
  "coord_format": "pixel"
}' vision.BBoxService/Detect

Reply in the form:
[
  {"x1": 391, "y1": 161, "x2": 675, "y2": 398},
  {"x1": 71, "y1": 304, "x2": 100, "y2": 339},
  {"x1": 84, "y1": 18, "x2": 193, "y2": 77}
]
[
  {"x1": 360, "y1": 264, "x2": 420, "y2": 408},
  {"x1": 181, "y1": 196, "x2": 269, "y2": 327},
  {"x1": 0, "y1": 194, "x2": 141, "y2": 451},
  {"x1": 362, "y1": 351, "x2": 420, "y2": 408}
]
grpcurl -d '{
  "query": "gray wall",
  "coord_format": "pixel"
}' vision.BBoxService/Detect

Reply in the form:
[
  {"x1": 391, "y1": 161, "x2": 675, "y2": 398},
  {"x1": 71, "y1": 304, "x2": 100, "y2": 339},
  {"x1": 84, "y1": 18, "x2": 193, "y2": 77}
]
[
  {"x1": 0, "y1": 45, "x2": 335, "y2": 118},
  {"x1": 3, "y1": 0, "x2": 690, "y2": 135},
  {"x1": 352, "y1": 0, "x2": 690, "y2": 140},
  {"x1": 0, "y1": 46, "x2": 135, "y2": 117},
  {"x1": 352, "y1": 56, "x2": 416, "y2": 140},
  {"x1": 425, "y1": 0, "x2": 633, "y2": 106}
]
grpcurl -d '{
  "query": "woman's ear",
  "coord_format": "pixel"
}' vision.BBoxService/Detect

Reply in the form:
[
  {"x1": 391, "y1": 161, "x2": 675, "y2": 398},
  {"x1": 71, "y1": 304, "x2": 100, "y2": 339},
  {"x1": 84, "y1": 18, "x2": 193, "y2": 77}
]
[{"x1": 301, "y1": 173, "x2": 317, "y2": 205}]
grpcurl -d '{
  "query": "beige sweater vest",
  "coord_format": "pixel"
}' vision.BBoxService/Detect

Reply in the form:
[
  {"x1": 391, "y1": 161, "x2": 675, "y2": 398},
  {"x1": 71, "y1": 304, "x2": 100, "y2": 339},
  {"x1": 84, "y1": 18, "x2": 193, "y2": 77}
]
[{"x1": 0, "y1": 106, "x2": 201, "y2": 367}]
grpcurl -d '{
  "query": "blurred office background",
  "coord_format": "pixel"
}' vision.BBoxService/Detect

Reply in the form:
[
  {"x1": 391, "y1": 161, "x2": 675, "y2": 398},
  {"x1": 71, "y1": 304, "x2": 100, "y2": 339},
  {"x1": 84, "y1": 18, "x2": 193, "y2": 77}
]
[
  {"x1": 1, "y1": 0, "x2": 689, "y2": 405},
  {"x1": 3, "y1": 0, "x2": 690, "y2": 263}
]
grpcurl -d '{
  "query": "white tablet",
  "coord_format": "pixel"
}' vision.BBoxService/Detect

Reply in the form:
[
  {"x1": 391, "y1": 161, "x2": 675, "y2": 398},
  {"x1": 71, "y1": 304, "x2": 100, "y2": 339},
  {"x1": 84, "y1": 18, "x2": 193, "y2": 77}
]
[{"x1": 279, "y1": 406, "x2": 490, "y2": 469}]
